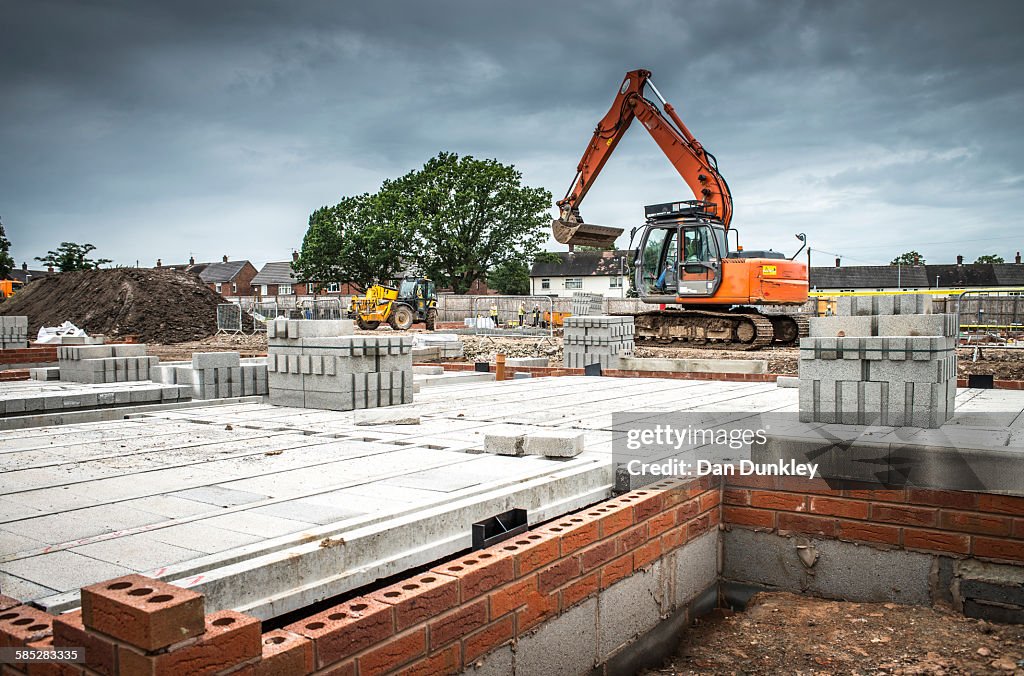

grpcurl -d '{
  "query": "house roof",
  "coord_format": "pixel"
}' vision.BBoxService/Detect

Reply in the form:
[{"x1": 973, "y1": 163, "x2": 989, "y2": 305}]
[
  {"x1": 7, "y1": 268, "x2": 54, "y2": 284},
  {"x1": 923, "y1": 264, "x2": 999, "y2": 288},
  {"x1": 198, "y1": 261, "x2": 250, "y2": 283},
  {"x1": 251, "y1": 262, "x2": 298, "y2": 285},
  {"x1": 809, "y1": 265, "x2": 930, "y2": 289},
  {"x1": 530, "y1": 250, "x2": 630, "y2": 278},
  {"x1": 993, "y1": 264, "x2": 1024, "y2": 286}
]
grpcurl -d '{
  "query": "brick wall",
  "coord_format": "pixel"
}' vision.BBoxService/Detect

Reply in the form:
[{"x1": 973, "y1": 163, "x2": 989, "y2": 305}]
[
  {"x1": 722, "y1": 476, "x2": 1024, "y2": 564},
  {"x1": 0, "y1": 477, "x2": 721, "y2": 676},
  {"x1": 0, "y1": 347, "x2": 57, "y2": 366}
]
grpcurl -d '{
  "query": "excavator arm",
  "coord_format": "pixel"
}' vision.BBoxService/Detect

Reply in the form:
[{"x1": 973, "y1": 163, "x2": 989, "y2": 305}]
[{"x1": 553, "y1": 69, "x2": 733, "y2": 247}]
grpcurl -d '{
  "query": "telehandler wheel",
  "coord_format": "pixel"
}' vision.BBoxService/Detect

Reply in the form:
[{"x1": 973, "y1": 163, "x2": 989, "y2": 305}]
[
  {"x1": 356, "y1": 318, "x2": 381, "y2": 330},
  {"x1": 388, "y1": 304, "x2": 415, "y2": 331},
  {"x1": 425, "y1": 309, "x2": 437, "y2": 331}
]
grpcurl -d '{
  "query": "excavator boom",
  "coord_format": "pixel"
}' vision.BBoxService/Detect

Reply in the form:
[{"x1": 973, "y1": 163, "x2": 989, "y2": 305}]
[{"x1": 553, "y1": 69, "x2": 733, "y2": 247}]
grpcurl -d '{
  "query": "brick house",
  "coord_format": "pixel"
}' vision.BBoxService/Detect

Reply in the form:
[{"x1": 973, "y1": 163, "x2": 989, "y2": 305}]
[
  {"x1": 155, "y1": 256, "x2": 256, "y2": 297},
  {"x1": 251, "y1": 253, "x2": 360, "y2": 297}
]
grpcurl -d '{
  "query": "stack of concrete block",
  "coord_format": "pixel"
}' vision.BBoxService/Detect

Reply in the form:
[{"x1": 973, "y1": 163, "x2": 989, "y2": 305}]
[
  {"x1": 799, "y1": 294, "x2": 957, "y2": 427},
  {"x1": 0, "y1": 316, "x2": 29, "y2": 349},
  {"x1": 1, "y1": 383, "x2": 192, "y2": 417},
  {"x1": 412, "y1": 334, "x2": 464, "y2": 361},
  {"x1": 267, "y1": 319, "x2": 414, "y2": 411},
  {"x1": 563, "y1": 315, "x2": 635, "y2": 369},
  {"x1": 571, "y1": 292, "x2": 603, "y2": 317},
  {"x1": 151, "y1": 354, "x2": 268, "y2": 399},
  {"x1": 57, "y1": 344, "x2": 158, "y2": 384}
]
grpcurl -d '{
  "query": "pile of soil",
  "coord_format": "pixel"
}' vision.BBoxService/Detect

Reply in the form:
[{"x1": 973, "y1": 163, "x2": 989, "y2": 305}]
[
  {"x1": 0, "y1": 268, "x2": 225, "y2": 344},
  {"x1": 650, "y1": 591, "x2": 1024, "y2": 675}
]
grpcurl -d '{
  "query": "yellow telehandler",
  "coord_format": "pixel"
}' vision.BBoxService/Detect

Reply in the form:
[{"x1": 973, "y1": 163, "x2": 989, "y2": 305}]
[{"x1": 349, "y1": 277, "x2": 437, "y2": 331}]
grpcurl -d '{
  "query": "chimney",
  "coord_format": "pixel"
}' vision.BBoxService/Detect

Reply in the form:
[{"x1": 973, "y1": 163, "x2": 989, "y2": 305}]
[
  {"x1": 222, "y1": 255, "x2": 228, "y2": 263},
  {"x1": 835, "y1": 257, "x2": 841, "y2": 267},
  {"x1": 189, "y1": 256, "x2": 195, "y2": 265},
  {"x1": 47, "y1": 266, "x2": 54, "y2": 273},
  {"x1": 956, "y1": 254, "x2": 963, "y2": 266},
  {"x1": 1016, "y1": 251, "x2": 1021, "y2": 265},
  {"x1": 21, "y1": 262, "x2": 27, "y2": 271},
  {"x1": 292, "y1": 250, "x2": 299, "y2": 262},
  {"x1": 156, "y1": 258, "x2": 162, "y2": 268}
]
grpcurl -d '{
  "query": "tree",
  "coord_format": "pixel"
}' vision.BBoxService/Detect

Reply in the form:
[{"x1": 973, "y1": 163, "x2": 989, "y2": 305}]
[
  {"x1": 487, "y1": 261, "x2": 530, "y2": 295},
  {"x1": 293, "y1": 195, "x2": 405, "y2": 293},
  {"x1": 35, "y1": 242, "x2": 111, "y2": 271},
  {"x1": 0, "y1": 217, "x2": 13, "y2": 279},
  {"x1": 890, "y1": 251, "x2": 925, "y2": 266},
  {"x1": 380, "y1": 152, "x2": 552, "y2": 294},
  {"x1": 975, "y1": 254, "x2": 1005, "y2": 264}
]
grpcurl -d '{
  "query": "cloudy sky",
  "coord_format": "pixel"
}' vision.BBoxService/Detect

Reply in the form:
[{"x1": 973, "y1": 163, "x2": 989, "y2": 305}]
[{"x1": 2, "y1": 0, "x2": 1022, "y2": 269}]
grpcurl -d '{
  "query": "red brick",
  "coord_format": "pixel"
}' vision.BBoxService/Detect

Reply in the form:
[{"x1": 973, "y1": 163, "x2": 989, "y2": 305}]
[
  {"x1": 633, "y1": 539, "x2": 662, "y2": 570},
  {"x1": 285, "y1": 597, "x2": 394, "y2": 668},
  {"x1": 615, "y1": 523, "x2": 648, "y2": 555},
  {"x1": 118, "y1": 610, "x2": 261, "y2": 676},
  {"x1": 314, "y1": 660, "x2": 355, "y2": 676},
  {"x1": 370, "y1": 572, "x2": 459, "y2": 631},
  {"x1": 0, "y1": 597, "x2": 20, "y2": 612},
  {"x1": 750, "y1": 490, "x2": 806, "y2": 511},
  {"x1": 709, "y1": 509, "x2": 721, "y2": 528},
  {"x1": 242, "y1": 630, "x2": 314, "y2": 676},
  {"x1": 699, "y1": 491, "x2": 721, "y2": 512},
  {"x1": 675, "y1": 498, "x2": 701, "y2": 523},
  {"x1": 722, "y1": 506, "x2": 775, "y2": 529},
  {"x1": 774, "y1": 477, "x2": 837, "y2": 495},
  {"x1": 627, "y1": 491, "x2": 665, "y2": 522},
  {"x1": 0, "y1": 605, "x2": 52, "y2": 648},
  {"x1": 515, "y1": 590, "x2": 559, "y2": 633},
  {"x1": 646, "y1": 510, "x2": 676, "y2": 537},
  {"x1": 51, "y1": 610, "x2": 117, "y2": 676},
  {"x1": 906, "y1": 488, "x2": 978, "y2": 510},
  {"x1": 463, "y1": 615, "x2": 514, "y2": 663},
  {"x1": 939, "y1": 511, "x2": 1012, "y2": 536},
  {"x1": 427, "y1": 598, "x2": 487, "y2": 650},
  {"x1": 687, "y1": 513, "x2": 713, "y2": 539},
  {"x1": 593, "y1": 503, "x2": 634, "y2": 538},
  {"x1": 536, "y1": 557, "x2": 580, "y2": 595},
  {"x1": 973, "y1": 536, "x2": 1024, "y2": 563},
  {"x1": 561, "y1": 572, "x2": 599, "y2": 609},
  {"x1": 397, "y1": 643, "x2": 461, "y2": 676},
  {"x1": 600, "y1": 555, "x2": 634, "y2": 590},
  {"x1": 903, "y1": 529, "x2": 970, "y2": 555},
  {"x1": 1014, "y1": 518, "x2": 1024, "y2": 539},
  {"x1": 843, "y1": 488, "x2": 905, "y2": 502},
  {"x1": 488, "y1": 577, "x2": 535, "y2": 618},
  {"x1": 837, "y1": 520, "x2": 900, "y2": 546},
  {"x1": 777, "y1": 513, "x2": 836, "y2": 537},
  {"x1": 79, "y1": 575, "x2": 204, "y2": 652},
  {"x1": 661, "y1": 524, "x2": 688, "y2": 550},
  {"x1": 809, "y1": 496, "x2": 869, "y2": 520},
  {"x1": 24, "y1": 637, "x2": 83, "y2": 676},
  {"x1": 579, "y1": 540, "x2": 617, "y2": 573},
  {"x1": 500, "y1": 531, "x2": 560, "y2": 576},
  {"x1": 978, "y1": 494, "x2": 1024, "y2": 516},
  {"x1": 435, "y1": 550, "x2": 515, "y2": 601},
  {"x1": 357, "y1": 627, "x2": 427, "y2": 676},
  {"x1": 871, "y1": 504, "x2": 937, "y2": 527},
  {"x1": 544, "y1": 516, "x2": 600, "y2": 555},
  {"x1": 725, "y1": 475, "x2": 777, "y2": 490},
  {"x1": 723, "y1": 488, "x2": 750, "y2": 506}
]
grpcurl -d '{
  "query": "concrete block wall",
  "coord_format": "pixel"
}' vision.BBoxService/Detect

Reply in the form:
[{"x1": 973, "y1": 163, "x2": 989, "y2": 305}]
[
  {"x1": 571, "y1": 292, "x2": 604, "y2": 317},
  {"x1": 57, "y1": 344, "x2": 158, "y2": 384},
  {"x1": 268, "y1": 319, "x2": 414, "y2": 411},
  {"x1": 563, "y1": 315, "x2": 635, "y2": 369},
  {"x1": 0, "y1": 316, "x2": 29, "y2": 349},
  {"x1": 800, "y1": 301, "x2": 958, "y2": 427}
]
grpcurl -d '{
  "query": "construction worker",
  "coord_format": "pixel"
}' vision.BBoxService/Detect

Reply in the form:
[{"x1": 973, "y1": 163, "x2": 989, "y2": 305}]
[
  {"x1": 518, "y1": 302, "x2": 526, "y2": 328},
  {"x1": 532, "y1": 304, "x2": 541, "y2": 327},
  {"x1": 489, "y1": 302, "x2": 499, "y2": 327}
]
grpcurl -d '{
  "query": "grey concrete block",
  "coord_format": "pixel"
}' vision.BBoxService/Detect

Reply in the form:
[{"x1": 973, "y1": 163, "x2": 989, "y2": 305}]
[
  {"x1": 111, "y1": 344, "x2": 148, "y2": 358},
  {"x1": 524, "y1": 430, "x2": 585, "y2": 457},
  {"x1": 808, "y1": 315, "x2": 875, "y2": 338},
  {"x1": 353, "y1": 410, "x2": 420, "y2": 425},
  {"x1": 192, "y1": 351, "x2": 241, "y2": 369},
  {"x1": 516, "y1": 598, "x2": 597, "y2": 676},
  {"x1": 877, "y1": 313, "x2": 957, "y2": 338},
  {"x1": 598, "y1": 561, "x2": 663, "y2": 660},
  {"x1": 776, "y1": 376, "x2": 799, "y2": 388}
]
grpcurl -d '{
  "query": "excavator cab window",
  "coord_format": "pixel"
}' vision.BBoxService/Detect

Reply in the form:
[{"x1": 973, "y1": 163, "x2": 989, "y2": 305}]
[
  {"x1": 639, "y1": 227, "x2": 677, "y2": 293},
  {"x1": 635, "y1": 221, "x2": 723, "y2": 301}
]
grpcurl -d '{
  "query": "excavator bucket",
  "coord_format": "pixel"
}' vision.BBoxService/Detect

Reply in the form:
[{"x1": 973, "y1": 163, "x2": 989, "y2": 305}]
[{"x1": 551, "y1": 219, "x2": 624, "y2": 248}]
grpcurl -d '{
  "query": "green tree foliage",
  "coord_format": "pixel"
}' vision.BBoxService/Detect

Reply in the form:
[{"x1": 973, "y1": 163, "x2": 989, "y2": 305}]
[
  {"x1": 35, "y1": 242, "x2": 111, "y2": 271},
  {"x1": 974, "y1": 254, "x2": 1005, "y2": 264},
  {"x1": 379, "y1": 152, "x2": 551, "y2": 294},
  {"x1": 487, "y1": 261, "x2": 530, "y2": 295},
  {"x1": 293, "y1": 196, "x2": 404, "y2": 292},
  {"x1": 0, "y1": 218, "x2": 13, "y2": 279},
  {"x1": 890, "y1": 251, "x2": 926, "y2": 266}
]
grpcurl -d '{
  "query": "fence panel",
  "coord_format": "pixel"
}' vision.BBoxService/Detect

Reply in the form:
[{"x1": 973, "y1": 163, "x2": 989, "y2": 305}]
[
  {"x1": 216, "y1": 304, "x2": 243, "y2": 334},
  {"x1": 470, "y1": 295, "x2": 555, "y2": 338}
]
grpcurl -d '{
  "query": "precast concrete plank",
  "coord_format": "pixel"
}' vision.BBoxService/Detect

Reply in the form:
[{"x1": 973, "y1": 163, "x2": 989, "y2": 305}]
[
  {"x1": 70, "y1": 534, "x2": 204, "y2": 571},
  {"x1": 2, "y1": 550, "x2": 133, "y2": 592}
]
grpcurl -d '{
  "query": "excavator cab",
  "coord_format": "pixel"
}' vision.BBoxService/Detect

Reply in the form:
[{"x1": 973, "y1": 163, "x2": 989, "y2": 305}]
[{"x1": 634, "y1": 201, "x2": 725, "y2": 304}]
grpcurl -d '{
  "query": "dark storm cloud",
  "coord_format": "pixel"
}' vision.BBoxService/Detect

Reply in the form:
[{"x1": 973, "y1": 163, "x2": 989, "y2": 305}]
[{"x1": 2, "y1": 0, "x2": 1022, "y2": 268}]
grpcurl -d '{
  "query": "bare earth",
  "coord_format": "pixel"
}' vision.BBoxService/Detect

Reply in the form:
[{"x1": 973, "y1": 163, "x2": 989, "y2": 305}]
[
  {"x1": 648, "y1": 592, "x2": 1024, "y2": 675},
  {"x1": 148, "y1": 332, "x2": 1024, "y2": 380}
]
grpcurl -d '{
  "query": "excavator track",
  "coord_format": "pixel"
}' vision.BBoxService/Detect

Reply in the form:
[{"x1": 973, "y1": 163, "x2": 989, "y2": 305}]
[
  {"x1": 766, "y1": 313, "x2": 809, "y2": 345},
  {"x1": 633, "y1": 309, "x2": 775, "y2": 351}
]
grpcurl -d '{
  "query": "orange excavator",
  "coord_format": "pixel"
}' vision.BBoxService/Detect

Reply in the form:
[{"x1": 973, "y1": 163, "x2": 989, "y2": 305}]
[{"x1": 553, "y1": 69, "x2": 809, "y2": 348}]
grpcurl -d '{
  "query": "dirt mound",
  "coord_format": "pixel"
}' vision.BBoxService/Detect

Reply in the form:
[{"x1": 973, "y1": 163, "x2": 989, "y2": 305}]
[{"x1": 0, "y1": 268, "x2": 226, "y2": 344}]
